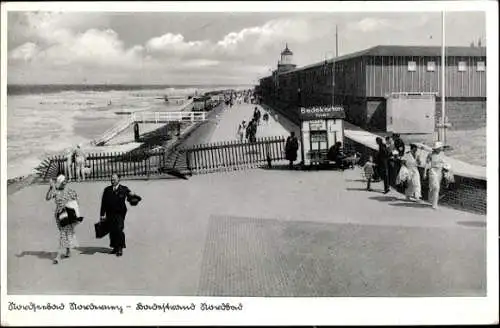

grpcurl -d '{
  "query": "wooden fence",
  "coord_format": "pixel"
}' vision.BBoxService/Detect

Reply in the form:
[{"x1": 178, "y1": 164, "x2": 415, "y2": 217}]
[
  {"x1": 37, "y1": 136, "x2": 288, "y2": 181},
  {"x1": 185, "y1": 136, "x2": 287, "y2": 174}
]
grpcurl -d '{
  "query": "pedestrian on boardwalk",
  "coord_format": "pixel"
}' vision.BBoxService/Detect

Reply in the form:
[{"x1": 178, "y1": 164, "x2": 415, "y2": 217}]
[
  {"x1": 253, "y1": 107, "x2": 261, "y2": 125},
  {"x1": 99, "y1": 173, "x2": 138, "y2": 257},
  {"x1": 64, "y1": 148, "x2": 74, "y2": 181},
  {"x1": 401, "y1": 144, "x2": 422, "y2": 202},
  {"x1": 327, "y1": 141, "x2": 348, "y2": 170},
  {"x1": 393, "y1": 134, "x2": 406, "y2": 157},
  {"x1": 363, "y1": 155, "x2": 376, "y2": 191},
  {"x1": 376, "y1": 137, "x2": 391, "y2": 194},
  {"x1": 46, "y1": 174, "x2": 80, "y2": 264},
  {"x1": 385, "y1": 136, "x2": 395, "y2": 155},
  {"x1": 74, "y1": 144, "x2": 86, "y2": 182},
  {"x1": 237, "y1": 120, "x2": 246, "y2": 142},
  {"x1": 285, "y1": 131, "x2": 299, "y2": 169},
  {"x1": 246, "y1": 119, "x2": 257, "y2": 143},
  {"x1": 424, "y1": 141, "x2": 449, "y2": 210}
]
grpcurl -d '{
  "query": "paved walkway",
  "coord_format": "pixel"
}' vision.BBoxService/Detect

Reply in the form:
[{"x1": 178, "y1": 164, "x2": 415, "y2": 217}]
[
  {"x1": 7, "y1": 168, "x2": 485, "y2": 296},
  {"x1": 208, "y1": 103, "x2": 291, "y2": 143}
]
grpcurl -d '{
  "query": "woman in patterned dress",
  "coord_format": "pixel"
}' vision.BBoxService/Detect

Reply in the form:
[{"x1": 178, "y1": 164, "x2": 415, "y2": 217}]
[
  {"x1": 46, "y1": 174, "x2": 79, "y2": 264},
  {"x1": 423, "y1": 141, "x2": 448, "y2": 210},
  {"x1": 401, "y1": 144, "x2": 422, "y2": 202}
]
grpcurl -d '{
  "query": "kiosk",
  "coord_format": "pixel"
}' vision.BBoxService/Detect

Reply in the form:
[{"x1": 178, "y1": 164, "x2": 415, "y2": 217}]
[{"x1": 299, "y1": 105, "x2": 346, "y2": 166}]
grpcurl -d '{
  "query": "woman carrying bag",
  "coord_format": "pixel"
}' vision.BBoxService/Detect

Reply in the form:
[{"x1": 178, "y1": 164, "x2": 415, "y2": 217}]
[{"x1": 46, "y1": 174, "x2": 82, "y2": 264}]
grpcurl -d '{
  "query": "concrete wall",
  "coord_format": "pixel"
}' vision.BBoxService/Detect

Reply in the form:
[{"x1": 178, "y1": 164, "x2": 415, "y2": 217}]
[
  {"x1": 346, "y1": 97, "x2": 487, "y2": 133},
  {"x1": 435, "y1": 98, "x2": 486, "y2": 130}
]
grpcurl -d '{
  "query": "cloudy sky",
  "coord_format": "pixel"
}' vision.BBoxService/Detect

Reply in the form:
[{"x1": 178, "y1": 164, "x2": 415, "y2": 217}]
[{"x1": 7, "y1": 9, "x2": 486, "y2": 85}]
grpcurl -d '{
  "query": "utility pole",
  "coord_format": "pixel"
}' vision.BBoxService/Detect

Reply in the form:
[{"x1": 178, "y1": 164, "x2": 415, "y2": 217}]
[
  {"x1": 440, "y1": 11, "x2": 446, "y2": 144},
  {"x1": 335, "y1": 24, "x2": 339, "y2": 57}
]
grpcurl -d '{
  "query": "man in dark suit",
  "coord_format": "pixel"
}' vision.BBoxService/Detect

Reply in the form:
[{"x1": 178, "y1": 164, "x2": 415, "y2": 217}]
[
  {"x1": 375, "y1": 137, "x2": 391, "y2": 194},
  {"x1": 100, "y1": 173, "x2": 136, "y2": 257}
]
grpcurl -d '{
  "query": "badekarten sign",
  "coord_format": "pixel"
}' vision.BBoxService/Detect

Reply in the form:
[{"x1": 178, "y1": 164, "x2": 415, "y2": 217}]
[{"x1": 299, "y1": 106, "x2": 345, "y2": 121}]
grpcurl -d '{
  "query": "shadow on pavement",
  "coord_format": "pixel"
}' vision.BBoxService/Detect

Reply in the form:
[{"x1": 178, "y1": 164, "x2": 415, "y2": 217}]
[
  {"x1": 369, "y1": 195, "x2": 401, "y2": 202},
  {"x1": 389, "y1": 202, "x2": 432, "y2": 209},
  {"x1": 345, "y1": 179, "x2": 367, "y2": 182},
  {"x1": 260, "y1": 164, "x2": 294, "y2": 171},
  {"x1": 77, "y1": 247, "x2": 111, "y2": 255},
  {"x1": 345, "y1": 187, "x2": 370, "y2": 191},
  {"x1": 16, "y1": 251, "x2": 57, "y2": 261},
  {"x1": 456, "y1": 221, "x2": 487, "y2": 228}
]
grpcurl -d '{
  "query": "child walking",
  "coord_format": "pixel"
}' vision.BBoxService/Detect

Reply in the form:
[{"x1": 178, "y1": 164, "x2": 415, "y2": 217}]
[{"x1": 363, "y1": 155, "x2": 376, "y2": 191}]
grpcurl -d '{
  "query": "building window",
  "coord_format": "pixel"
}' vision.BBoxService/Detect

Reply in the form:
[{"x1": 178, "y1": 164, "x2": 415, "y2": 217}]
[
  {"x1": 427, "y1": 61, "x2": 436, "y2": 72},
  {"x1": 477, "y1": 61, "x2": 486, "y2": 72},
  {"x1": 458, "y1": 61, "x2": 467, "y2": 72},
  {"x1": 408, "y1": 61, "x2": 417, "y2": 72}
]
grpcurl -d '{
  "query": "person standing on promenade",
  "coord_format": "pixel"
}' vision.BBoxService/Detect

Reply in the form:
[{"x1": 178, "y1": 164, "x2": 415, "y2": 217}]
[
  {"x1": 424, "y1": 141, "x2": 449, "y2": 210},
  {"x1": 401, "y1": 144, "x2": 422, "y2": 202},
  {"x1": 64, "y1": 148, "x2": 74, "y2": 181},
  {"x1": 237, "y1": 120, "x2": 246, "y2": 142},
  {"x1": 46, "y1": 174, "x2": 80, "y2": 264},
  {"x1": 393, "y1": 134, "x2": 406, "y2": 157},
  {"x1": 376, "y1": 137, "x2": 391, "y2": 194},
  {"x1": 74, "y1": 144, "x2": 86, "y2": 182},
  {"x1": 99, "y1": 174, "x2": 137, "y2": 256},
  {"x1": 285, "y1": 131, "x2": 299, "y2": 169}
]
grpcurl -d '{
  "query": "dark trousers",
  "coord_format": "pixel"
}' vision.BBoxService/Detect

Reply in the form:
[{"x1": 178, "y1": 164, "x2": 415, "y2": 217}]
[
  {"x1": 380, "y1": 166, "x2": 390, "y2": 191},
  {"x1": 109, "y1": 214, "x2": 126, "y2": 249},
  {"x1": 366, "y1": 178, "x2": 372, "y2": 190}
]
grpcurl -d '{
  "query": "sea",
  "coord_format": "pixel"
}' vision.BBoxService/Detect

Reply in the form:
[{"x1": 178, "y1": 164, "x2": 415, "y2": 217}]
[{"x1": 6, "y1": 84, "x2": 251, "y2": 180}]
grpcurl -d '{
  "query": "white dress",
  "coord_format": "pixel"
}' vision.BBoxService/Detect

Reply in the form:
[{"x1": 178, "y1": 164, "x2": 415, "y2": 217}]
[{"x1": 402, "y1": 152, "x2": 422, "y2": 199}]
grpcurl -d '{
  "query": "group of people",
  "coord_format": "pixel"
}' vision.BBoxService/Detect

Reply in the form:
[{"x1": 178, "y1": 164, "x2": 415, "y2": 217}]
[
  {"x1": 64, "y1": 144, "x2": 88, "y2": 182},
  {"x1": 236, "y1": 107, "x2": 264, "y2": 143},
  {"x1": 363, "y1": 134, "x2": 453, "y2": 210},
  {"x1": 46, "y1": 173, "x2": 140, "y2": 264}
]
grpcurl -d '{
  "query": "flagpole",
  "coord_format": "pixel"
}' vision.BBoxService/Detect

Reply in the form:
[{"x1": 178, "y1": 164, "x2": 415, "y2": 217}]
[{"x1": 441, "y1": 11, "x2": 446, "y2": 144}]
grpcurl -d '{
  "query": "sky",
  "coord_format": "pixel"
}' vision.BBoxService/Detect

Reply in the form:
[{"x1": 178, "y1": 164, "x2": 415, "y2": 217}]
[{"x1": 6, "y1": 9, "x2": 486, "y2": 85}]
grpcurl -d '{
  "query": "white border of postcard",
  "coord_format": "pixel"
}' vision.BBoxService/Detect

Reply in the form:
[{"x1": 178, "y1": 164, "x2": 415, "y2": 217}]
[{"x1": 1, "y1": 1, "x2": 498, "y2": 326}]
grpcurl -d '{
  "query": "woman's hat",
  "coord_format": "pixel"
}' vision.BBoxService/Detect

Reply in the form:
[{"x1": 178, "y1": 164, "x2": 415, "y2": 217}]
[
  {"x1": 443, "y1": 163, "x2": 451, "y2": 171},
  {"x1": 127, "y1": 194, "x2": 142, "y2": 206},
  {"x1": 55, "y1": 174, "x2": 66, "y2": 188},
  {"x1": 433, "y1": 141, "x2": 444, "y2": 150}
]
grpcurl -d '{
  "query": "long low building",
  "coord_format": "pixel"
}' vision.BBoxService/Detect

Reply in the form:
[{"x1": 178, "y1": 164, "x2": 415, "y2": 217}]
[{"x1": 258, "y1": 44, "x2": 486, "y2": 132}]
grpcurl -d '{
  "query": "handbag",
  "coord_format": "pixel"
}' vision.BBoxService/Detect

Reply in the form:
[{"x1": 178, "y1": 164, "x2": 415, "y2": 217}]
[
  {"x1": 94, "y1": 219, "x2": 110, "y2": 239},
  {"x1": 59, "y1": 207, "x2": 84, "y2": 227},
  {"x1": 59, "y1": 200, "x2": 83, "y2": 227}
]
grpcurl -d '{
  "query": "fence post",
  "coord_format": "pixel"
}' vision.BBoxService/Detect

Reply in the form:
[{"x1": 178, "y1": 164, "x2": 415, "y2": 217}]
[{"x1": 185, "y1": 149, "x2": 192, "y2": 176}]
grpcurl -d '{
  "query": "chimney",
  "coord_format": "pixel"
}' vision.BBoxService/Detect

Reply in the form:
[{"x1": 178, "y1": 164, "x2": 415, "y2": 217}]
[
  {"x1": 470, "y1": 41, "x2": 475, "y2": 48},
  {"x1": 478, "y1": 38, "x2": 482, "y2": 48}
]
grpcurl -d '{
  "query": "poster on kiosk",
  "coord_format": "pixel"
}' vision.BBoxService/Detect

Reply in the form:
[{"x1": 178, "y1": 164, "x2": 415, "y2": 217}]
[{"x1": 299, "y1": 105, "x2": 346, "y2": 166}]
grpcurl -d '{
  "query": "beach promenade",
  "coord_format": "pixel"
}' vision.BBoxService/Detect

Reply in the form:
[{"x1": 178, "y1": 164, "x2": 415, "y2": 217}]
[{"x1": 6, "y1": 102, "x2": 486, "y2": 297}]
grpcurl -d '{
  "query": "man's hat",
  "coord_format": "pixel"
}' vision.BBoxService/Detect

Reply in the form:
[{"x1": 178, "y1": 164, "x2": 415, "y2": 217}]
[{"x1": 127, "y1": 194, "x2": 142, "y2": 206}]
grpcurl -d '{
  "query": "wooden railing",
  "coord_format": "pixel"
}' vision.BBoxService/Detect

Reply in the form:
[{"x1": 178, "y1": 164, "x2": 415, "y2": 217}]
[
  {"x1": 131, "y1": 111, "x2": 207, "y2": 124},
  {"x1": 39, "y1": 136, "x2": 288, "y2": 181}
]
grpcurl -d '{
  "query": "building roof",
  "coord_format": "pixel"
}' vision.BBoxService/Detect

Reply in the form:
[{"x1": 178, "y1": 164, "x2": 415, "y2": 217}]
[
  {"x1": 276, "y1": 45, "x2": 487, "y2": 77},
  {"x1": 281, "y1": 43, "x2": 293, "y2": 56}
]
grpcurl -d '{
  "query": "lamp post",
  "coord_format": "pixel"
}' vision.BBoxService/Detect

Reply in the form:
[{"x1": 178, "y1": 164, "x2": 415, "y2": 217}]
[{"x1": 437, "y1": 11, "x2": 452, "y2": 147}]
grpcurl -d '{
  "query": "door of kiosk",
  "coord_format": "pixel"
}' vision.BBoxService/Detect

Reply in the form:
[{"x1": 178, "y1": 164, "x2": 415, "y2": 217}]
[{"x1": 299, "y1": 106, "x2": 346, "y2": 166}]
